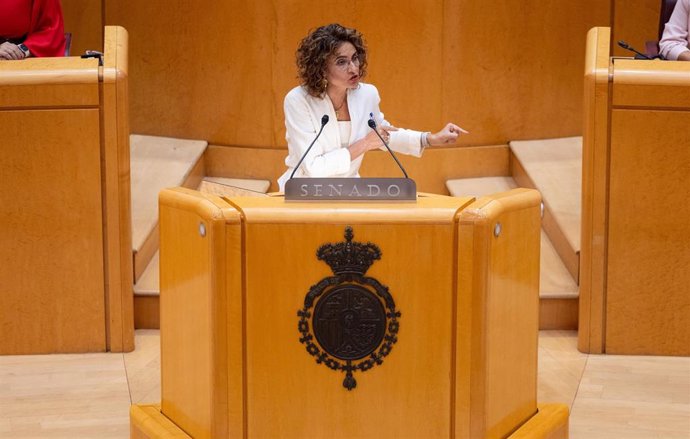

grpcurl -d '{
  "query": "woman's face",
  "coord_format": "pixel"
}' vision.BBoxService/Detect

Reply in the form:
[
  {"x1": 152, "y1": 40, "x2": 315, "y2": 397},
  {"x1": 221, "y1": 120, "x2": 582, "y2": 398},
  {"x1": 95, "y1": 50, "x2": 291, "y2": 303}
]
[{"x1": 325, "y1": 42, "x2": 361, "y2": 91}]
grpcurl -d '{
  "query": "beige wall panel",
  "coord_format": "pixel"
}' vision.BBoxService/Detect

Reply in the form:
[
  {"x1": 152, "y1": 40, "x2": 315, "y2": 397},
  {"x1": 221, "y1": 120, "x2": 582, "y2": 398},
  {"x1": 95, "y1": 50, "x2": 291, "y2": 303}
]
[
  {"x1": 0, "y1": 109, "x2": 106, "y2": 354},
  {"x1": 105, "y1": 1, "x2": 275, "y2": 146},
  {"x1": 105, "y1": 0, "x2": 609, "y2": 148},
  {"x1": 611, "y1": 0, "x2": 659, "y2": 57},
  {"x1": 61, "y1": 0, "x2": 103, "y2": 55},
  {"x1": 361, "y1": 145, "x2": 511, "y2": 195},
  {"x1": 205, "y1": 144, "x2": 509, "y2": 194},
  {"x1": 447, "y1": 0, "x2": 610, "y2": 145},
  {"x1": 605, "y1": 109, "x2": 690, "y2": 355}
]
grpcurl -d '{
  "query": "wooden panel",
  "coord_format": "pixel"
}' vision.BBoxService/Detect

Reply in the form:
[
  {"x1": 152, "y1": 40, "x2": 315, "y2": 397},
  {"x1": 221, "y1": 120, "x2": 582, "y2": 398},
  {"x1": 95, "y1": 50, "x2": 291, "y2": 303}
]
[
  {"x1": 612, "y1": 0, "x2": 659, "y2": 57},
  {"x1": 0, "y1": 57, "x2": 99, "y2": 107},
  {"x1": 105, "y1": 0, "x2": 608, "y2": 148},
  {"x1": 361, "y1": 145, "x2": 511, "y2": 195},
  {"x1": 0, "y1": 109, "x2": 105, "y2": 354},
  {"x1": 511, "y1": 153, "x2": 579, "y2": 280},
  {"x1": 159, "y1": 189, "x2": 242, "y2": 439},
  {"x1": 540, "y1": 298, "x2": 579, "y2": 330},
  {"x1": 134, "y1": 296, "x2": 160, "y2": 330},
  {"x1": 612, "y1": 59, "x2": 690, "y2": 108},
  {"x1": 61, "y1": 0, "x2": 103, "y2": 55},
  {"x1": 579, "y1": 27, "x2": 611, "y2": 354},
  {"x1": 448, "y1": 1, "x2": 609, "y2": 146},
  {"x1": 243, "y1": 222, "x2": 456, "y2": 438},
  {"x1": 102, "y1": 26, "x2": 135, "y2": 352},
  {"x1": 606, "y1": 109, "x2": 690, "y2": 355},
  {"x1": 206, "y1": 144, "x2": 509, "y2": 194},
  {"x1": 456, "y1": 189, "x2": 542, "y2": 439}
]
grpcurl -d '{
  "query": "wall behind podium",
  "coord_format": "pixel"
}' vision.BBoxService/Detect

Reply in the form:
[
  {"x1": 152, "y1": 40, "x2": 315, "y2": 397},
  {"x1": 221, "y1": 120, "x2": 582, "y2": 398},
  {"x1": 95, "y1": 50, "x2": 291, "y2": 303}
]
[{"x1": 63, "y1": 1, "x2": 657, "y2": 147}]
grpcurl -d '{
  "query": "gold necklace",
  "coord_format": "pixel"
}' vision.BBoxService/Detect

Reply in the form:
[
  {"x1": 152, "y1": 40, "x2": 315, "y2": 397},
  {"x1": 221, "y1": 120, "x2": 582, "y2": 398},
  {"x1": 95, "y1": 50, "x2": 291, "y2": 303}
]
[{"x1": 332, "y1": 96, "x2": 347, "y2": 118}]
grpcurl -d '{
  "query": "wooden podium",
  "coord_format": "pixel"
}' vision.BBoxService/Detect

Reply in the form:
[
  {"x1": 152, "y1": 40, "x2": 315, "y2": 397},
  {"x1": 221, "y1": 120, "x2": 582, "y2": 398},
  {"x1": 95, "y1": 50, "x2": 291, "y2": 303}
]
[
  {"x1": 580, "y1": 27, "x2": 690, "y2": 355},
  {"x1": 0, "y1": 26, "x2": 133, "y2": 353},
  {"x1": 131, "y1": 187, "x2": 568, "y2": 439}
]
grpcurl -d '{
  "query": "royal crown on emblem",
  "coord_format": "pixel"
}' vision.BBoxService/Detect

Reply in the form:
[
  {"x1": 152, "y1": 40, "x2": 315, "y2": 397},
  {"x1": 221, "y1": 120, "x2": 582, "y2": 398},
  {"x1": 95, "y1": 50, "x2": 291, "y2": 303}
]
[{"x1": 317, "y1": 226, "x2": 381, "y2": 276}]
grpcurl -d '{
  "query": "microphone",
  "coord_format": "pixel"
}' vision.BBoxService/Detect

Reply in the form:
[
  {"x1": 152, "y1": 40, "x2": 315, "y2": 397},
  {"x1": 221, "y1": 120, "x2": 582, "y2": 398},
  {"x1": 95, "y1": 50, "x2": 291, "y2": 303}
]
[
  {"x1": 617, "y1": 41, "x2": 652, "y2": 60},
  {"x1": 290, "y1": 115, "x2": 329, "y2": 179},
  {"x1": 367, "y1": 117, "x2": 409, "y2": 179}
]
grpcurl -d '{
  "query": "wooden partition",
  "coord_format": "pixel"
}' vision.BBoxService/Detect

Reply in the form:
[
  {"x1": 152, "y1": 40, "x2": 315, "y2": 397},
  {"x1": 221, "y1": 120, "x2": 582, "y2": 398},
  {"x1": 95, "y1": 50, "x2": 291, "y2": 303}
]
[
  {"x1": 580, "y1": 27, "x2": 690, "y2": 355},
  {"x1": 130, "y1": 187, "x2": 569, "y2": 439},
  {"x1": 99, "y1": 0, "x2": 609, "y2": 149},
  {"x1": 0, "y1": 26, "x2": 134, "y2": 354}
]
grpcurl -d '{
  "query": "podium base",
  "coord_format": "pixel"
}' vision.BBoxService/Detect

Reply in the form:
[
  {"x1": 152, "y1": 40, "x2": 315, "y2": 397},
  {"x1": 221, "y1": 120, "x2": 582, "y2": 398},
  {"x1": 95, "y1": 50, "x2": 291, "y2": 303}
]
[{"x1": 130, "y1": 403, "x2": 569, "y2": 439}]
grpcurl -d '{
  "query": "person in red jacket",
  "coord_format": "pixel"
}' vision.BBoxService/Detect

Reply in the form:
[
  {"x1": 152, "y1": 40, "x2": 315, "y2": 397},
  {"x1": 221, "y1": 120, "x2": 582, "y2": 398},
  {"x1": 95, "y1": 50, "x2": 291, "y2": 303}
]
[{"x1": 0, "y1": 0, "x2": 66, "y2": 60}]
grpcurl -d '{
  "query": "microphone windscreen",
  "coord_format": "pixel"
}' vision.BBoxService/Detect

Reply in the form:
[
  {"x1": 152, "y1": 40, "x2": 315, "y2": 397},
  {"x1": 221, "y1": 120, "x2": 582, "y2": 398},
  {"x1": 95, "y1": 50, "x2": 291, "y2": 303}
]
[
  {"x1": 367, "y1": 118, "x2": 376, "y2": 129},
  {"x1": 321, "y1": 115, "x2": 329, "y2": 125}
]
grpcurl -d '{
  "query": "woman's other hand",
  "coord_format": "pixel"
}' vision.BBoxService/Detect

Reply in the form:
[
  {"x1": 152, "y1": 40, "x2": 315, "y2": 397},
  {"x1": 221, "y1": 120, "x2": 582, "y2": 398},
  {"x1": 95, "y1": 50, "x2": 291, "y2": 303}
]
[
  {"x1": 428, "y1": 123, "x2": 469, "y2": 145},
  {"x1": 364, "y1": 124, "x2": 398, "y2": 150},
  {"x1": 349, "y1": 125, "x2": 398, "y2": 160}
]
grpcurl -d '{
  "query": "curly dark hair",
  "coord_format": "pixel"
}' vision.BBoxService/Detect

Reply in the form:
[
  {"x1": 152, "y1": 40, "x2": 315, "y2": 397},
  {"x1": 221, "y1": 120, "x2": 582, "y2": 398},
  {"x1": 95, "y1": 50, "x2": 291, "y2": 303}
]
[{"x1": 296, "y1": 23, "x2": 368, "y2": 97}]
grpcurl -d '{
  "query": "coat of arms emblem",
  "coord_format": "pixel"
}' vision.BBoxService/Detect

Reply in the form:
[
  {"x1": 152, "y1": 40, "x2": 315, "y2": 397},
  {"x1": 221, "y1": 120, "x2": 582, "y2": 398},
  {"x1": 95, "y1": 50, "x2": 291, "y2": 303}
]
[{"x1": 297, "y1": 226, "x2": 400, "y2": 390}]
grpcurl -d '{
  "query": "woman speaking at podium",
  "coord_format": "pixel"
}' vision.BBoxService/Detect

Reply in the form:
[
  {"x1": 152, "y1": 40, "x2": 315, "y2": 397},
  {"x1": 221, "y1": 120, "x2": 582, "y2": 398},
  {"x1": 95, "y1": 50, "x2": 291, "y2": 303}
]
[
  {"x1": 278, "y1": 23, "x2": 467, "y2": 191},
  {"x1": 0, "y1": 0, "x2": 66, "y2": 60}
]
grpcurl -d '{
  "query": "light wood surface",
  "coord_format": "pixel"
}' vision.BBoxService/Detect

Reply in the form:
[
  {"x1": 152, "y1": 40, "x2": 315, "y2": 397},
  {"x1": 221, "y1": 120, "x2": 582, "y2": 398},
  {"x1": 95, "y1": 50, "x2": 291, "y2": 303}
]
[
  {"x1": 0, "y1": 26, "x2": 134, "y2": 354},
  {"x1": 445, "y1": 176, "x2": 578, "y2": 299},
  {"x1": 102, "y1": 26, "x2": 135, "y2": 353},
  {"x1": 579, "y1": 27, "x2": 611, "y2": 354},
  {"x1": 149, "y1": 188, "x2": 559, "y2": 438},
  {"x1": 0, "y1": 108, "x2": 105, "y2": 354},
  {"x1": 456, "y1": 189, "x2": 542, "y2": 438},
  {"x1": 605, "y1": 109, "x2": 690, "y2": 355},
  {"x1": 159, "y1": 189, "x2": 242, "y2": 439},
  {"x1": 510, "y1": 138, "x2": 582, "y2": 254},
  {"x1": 580, "y1": 27, "x2": 690, "y2": 355},
  {"x1": 3, "y1": 330, "x2": 689, "y2": 438},
  {"x1": 98, "y1": 0, "x2": 608, "y2": 150},
  {"x1": 511, "y1": 154, "x2": 580, "y2": 282},
  {"x1": 204, "y1": 143, "x2": 510, "y2": 194}
]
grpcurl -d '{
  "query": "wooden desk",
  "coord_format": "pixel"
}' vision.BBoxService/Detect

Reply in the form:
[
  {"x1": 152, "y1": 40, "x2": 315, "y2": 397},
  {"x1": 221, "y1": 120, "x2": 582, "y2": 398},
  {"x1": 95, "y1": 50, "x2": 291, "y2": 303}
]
[
  {"x1": 580, "y1": 27, "x2": 690, "y2": 355},
  {"x1": 0, "y1": 26, "x2": 133, "y2": 353}
]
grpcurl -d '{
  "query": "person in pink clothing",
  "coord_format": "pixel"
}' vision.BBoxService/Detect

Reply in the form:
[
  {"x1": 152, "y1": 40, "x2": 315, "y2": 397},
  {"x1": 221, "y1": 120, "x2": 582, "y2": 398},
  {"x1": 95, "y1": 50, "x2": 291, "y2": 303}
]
[{"x1": 659, "y1": 0, "x2": 690, "y2": 60}]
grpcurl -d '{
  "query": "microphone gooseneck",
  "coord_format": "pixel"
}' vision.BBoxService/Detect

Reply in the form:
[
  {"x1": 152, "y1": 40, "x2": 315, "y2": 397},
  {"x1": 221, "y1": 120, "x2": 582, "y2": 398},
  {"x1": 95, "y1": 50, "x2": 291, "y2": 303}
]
[
  {"x1": 617, "y1": 40, "x2": 652, "y2": 60},
  {"x1": 289, "y1": 115, "x2": 329, "y2": 180},
  {"x1": 367, "y1": 118, "x2": 409, "y2": 179}
]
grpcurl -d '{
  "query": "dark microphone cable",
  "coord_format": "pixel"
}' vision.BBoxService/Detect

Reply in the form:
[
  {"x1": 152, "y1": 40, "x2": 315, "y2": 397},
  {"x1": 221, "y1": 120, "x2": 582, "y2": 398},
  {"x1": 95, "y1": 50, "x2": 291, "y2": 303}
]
[{"x1": 289, "y1": 115, "x2": 329, "y2": 179}]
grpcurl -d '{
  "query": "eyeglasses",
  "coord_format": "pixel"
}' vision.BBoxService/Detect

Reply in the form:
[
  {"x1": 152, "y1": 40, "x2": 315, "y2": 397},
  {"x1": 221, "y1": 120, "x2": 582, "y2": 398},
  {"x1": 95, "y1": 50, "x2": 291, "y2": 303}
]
[{"x1": 333, "y1": 54, "x2": 361, "y2": 71}]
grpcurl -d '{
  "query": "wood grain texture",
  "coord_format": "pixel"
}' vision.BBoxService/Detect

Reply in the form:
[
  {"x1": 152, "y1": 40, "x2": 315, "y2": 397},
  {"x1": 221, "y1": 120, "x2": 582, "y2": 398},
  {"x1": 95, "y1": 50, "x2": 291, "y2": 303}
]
[
  {"x1": 159, "y1": 189, "x2": 242, "y2": 439},
  {"x1": 605, "y1": 109, "x2": 690, "y2": 355},
  {"x1": 205, "y1": 144, "x2": 509, "y2": 194},
  {"x1": 0, "y1": 109, "x2": 106, "y2": 354},
  {"x1": 243, "y1": 222, "x2": 456, "y2": 438},
  {"x1": 61, "y1": 0, "x2": 103, "y2": 56},
  {"x1": 102, "y1": 26, "x2": 135, "y2": 352},
  {"x1": 456, "y1": 188, "x2": 542, "y2": 439},
  {"x1": 580, "y1": 28, "x2": 690, "y2": 356},
  {"x1": 612, "y1": 60, "x2": 690, "y2": 108},
  {"x1": 611, "y1": 0, "x2": 659, "y2": 57},
  {"x1": 579, "y1": 27, "x2": 611, "y2": 354},
  {"x1": 540, "y1": 299, "x2": 579, "y2": 331},
  {"x1": 104, "y1": 0, "x2": 609, "y2": 149}
]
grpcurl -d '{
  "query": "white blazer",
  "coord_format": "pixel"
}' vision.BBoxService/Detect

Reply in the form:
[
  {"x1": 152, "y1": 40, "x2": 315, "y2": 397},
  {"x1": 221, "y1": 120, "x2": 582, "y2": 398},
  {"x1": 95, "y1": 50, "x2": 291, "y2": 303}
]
[{"x1": 278, "y1": 83, "x2": 425, "y2": 191}]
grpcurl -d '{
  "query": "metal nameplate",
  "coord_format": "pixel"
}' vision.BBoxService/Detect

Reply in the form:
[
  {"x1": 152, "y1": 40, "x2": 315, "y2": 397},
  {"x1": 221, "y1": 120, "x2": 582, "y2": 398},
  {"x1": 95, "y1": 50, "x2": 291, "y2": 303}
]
[{"x1": 285, "y1": 178, "x2": 416, "y2": 201}]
